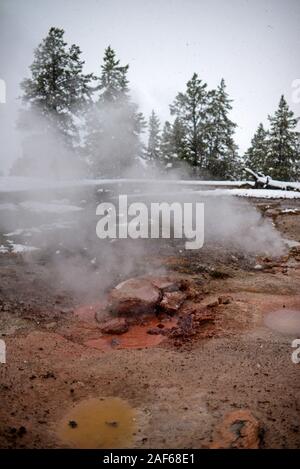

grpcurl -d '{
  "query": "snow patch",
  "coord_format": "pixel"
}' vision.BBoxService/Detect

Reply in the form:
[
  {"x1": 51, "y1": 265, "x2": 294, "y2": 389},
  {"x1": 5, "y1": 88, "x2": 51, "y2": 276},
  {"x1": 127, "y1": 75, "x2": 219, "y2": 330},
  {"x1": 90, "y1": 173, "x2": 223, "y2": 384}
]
[
  {"x1": 20, "y1": 201, "x2": 83, "y2": 213},
  {"x1": 9, "y1": 243, "x2": 40, "y2": 253},
  {"x1": 0, "y1": 240, "x2": 39, "y2": 254},
  {"x1": 194, "y1": 189, "x2": 300, "y2": 199},
  {"x1": 280, "y1": 208, "x2": 299, "y2": 214},
  {"x1": 4, "y1": 221, "x2": 75, "y2": 237},
  {"x1": 0, "y1": 176, "x2": 252, "y2": 193}
]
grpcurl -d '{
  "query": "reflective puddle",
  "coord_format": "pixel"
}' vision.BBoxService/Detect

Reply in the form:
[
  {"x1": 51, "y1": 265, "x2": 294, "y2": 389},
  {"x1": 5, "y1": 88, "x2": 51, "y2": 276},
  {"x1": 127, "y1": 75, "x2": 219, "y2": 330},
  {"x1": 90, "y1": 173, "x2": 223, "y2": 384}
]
[
  {"x1": 57, "y1": 397, "x2": 136, "y2": 448},
  {"x1": 264, "y1": 309, "x2": 300, "y2": 335}
]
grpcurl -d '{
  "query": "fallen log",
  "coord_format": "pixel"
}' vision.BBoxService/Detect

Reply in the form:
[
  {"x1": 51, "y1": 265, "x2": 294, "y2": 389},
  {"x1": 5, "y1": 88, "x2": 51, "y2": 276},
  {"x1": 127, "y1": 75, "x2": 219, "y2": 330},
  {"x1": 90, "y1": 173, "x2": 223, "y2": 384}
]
[{"x1": 245, "y1": 168, "x2": 300, "y2": 191}]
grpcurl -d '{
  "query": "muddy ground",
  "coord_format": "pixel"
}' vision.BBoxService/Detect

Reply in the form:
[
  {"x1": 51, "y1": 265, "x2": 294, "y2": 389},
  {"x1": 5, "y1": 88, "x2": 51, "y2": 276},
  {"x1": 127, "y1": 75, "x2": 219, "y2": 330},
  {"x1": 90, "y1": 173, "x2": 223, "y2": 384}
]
[{"x1": 0, "y1": 194, "x2": 299, "y2": 449}]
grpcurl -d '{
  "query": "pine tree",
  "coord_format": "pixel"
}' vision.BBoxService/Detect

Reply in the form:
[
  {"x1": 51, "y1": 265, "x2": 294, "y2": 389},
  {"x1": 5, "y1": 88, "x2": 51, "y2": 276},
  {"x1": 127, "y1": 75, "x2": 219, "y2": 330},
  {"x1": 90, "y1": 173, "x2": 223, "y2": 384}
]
[
  {"x1": 159, "y1": 121, "x2": 175, "y2": 168},
  {"x1": 205, "y1": 79, "x2": 239, "y2": 179},
  {"x1": 244, "y1": 123, "x2": 269, "y2": 174},
  {"x1": 85, "y1": 46, "x2": 146, "y2": 177},
  {"x1": 170, "y1": 73, "x2": 208, "y2": 171},
  {"x1": 158, "y1": 119, "x2": 187, "y2": 170},
  {"x1": 172, "y1": 118, "x2": 188, "y2": 163},
  {"x1": 266, "y1": 95, "x2": 299, "y2": 180},
  {"x1": 20, "y1": 27, "x2": 93, "y2": 145},
  {"x1": 98, "y1": 45, "x2": 129, "y2": 103},
  {"x1": 146, "y1": 110, "x2": 161, "y2": 163}
]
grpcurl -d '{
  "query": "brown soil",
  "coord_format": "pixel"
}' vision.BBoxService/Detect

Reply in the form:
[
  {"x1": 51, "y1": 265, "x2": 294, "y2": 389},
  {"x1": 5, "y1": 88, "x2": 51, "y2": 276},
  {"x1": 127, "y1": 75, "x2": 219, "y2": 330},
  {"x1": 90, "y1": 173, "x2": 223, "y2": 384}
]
[{"x1": 0, "y1": 198, "x2": 300, "y2": 449}]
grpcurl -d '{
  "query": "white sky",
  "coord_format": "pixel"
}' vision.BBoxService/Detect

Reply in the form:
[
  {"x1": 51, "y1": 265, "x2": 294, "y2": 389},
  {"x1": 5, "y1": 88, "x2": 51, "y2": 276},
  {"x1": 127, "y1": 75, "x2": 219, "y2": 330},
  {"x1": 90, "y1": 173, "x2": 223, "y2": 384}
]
[{"x1": 0, "y1": 0, "x2": 299, "y2": 173}]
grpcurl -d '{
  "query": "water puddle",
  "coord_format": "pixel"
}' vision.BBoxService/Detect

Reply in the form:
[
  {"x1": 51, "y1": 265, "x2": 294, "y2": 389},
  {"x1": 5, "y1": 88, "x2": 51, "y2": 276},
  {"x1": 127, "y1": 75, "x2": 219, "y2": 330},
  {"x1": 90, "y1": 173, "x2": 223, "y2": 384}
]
[
  {"x1": 264, "y1": 309, "x2": 300, "y2": 335},
  {"x1": 57, "y1": 397, "x2": 136, "y2": 448},
  {"x1": 84, "y1": 317, "x2": 177, "y2": 350}
]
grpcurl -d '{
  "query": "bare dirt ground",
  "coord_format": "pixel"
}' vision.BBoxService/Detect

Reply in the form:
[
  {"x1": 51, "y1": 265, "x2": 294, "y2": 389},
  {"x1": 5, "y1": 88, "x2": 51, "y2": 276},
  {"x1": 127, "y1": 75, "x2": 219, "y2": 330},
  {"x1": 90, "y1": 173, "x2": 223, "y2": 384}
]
[{"x1": 0, "y1": 196, "x2": 300, "y2": 449}]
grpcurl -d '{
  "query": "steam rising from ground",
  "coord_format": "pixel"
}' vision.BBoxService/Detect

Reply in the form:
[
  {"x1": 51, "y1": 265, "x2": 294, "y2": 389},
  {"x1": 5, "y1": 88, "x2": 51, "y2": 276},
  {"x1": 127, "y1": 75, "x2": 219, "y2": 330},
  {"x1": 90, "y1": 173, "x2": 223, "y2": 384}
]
[
  {"x1": 202, "y1": 197, "x2": 284, "y2": 255},
  {"x1": 0, "y1": 103, "x2": 286, "y2": 302},
  {"x1": 0, "y1": 178, "x2": 285, "y2": 303},
  {"x1": 10, "y1": 109, "x2": 86, "y2": 178}
]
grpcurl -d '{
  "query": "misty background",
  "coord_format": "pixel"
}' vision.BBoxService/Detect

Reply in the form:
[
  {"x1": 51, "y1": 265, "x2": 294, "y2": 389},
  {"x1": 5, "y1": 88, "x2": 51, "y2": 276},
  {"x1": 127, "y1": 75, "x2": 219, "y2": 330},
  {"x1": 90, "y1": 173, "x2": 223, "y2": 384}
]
[{"x1": 0, "y1": 0, "x2": 300, "y2": 174}]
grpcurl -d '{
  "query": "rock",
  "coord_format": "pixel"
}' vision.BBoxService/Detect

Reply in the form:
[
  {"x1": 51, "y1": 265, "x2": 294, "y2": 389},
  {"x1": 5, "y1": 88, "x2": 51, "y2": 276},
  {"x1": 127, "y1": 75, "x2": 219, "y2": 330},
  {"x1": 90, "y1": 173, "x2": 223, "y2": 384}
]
[
  {"x1": 200, "y1": 296, "x2": 220, "y2": 308},
  {"x1": 61, "y1": 307, "x2": 73, "y2": 314},
  {"x1": 111, "y1": 338, "x2": 120, "y2": 347},
  {"x1": 181, "y1": 303, "x2": 215, "y2": 322},
  {"x1": 264, "y1": 208, "x2": 281, "y2": 218},
  {"x1": 17, "y1": 426, "x2": 27, "y2": 437},
  {"x1": 148, "y1": 277, "x2": 180, "y2": 292},
  {"x1": 107, "y1": 277, "x2": 161, "y2": 316},
  {"x1": 41, "y1": 371, "x2": 56, "y2": 379},
  {"x1": 194, "y1": 309, "x2": 215, "y2": 324},
  {"x1": 68, "y1": 420, "x2": 78, "y2": 429},
  {"x1": 160, "y1": 291, "x2": 186, "y2": 314},
  {"x1": 207, "y1": 299, "x2": 219, "y2": 308},
  {"x1": 218, "y1": 295, "x2": 232, "y2": 305},
  {"x1": 210, "y1": 410, "x2": 261, "y2": 449},
  {"x1": 99, "y1": 317, "x2": 129, "y2": 335},
  {"x1": 45, "y1": 322, "x2": 57, "y2": 330},
  {"x1": 105, "y1": 420, "x2": 118, "y2": 427}
]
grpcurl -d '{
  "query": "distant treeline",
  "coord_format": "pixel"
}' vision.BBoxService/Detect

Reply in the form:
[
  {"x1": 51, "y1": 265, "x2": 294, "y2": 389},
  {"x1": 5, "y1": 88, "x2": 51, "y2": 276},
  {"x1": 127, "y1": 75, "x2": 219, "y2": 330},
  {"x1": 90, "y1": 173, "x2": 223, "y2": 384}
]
[{"x1": 11, "y1": 27, "x2": 300, "y2": 181}]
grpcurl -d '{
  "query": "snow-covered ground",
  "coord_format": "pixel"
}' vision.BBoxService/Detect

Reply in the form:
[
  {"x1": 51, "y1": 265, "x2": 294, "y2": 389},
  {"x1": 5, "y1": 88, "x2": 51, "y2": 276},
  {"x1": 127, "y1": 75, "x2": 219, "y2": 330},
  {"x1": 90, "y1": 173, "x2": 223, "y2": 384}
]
[
  {"x1": 0, "y1": 240, "x2": 39, "y2": 254},
  {"x1": 0, "y1": 201, "x2": 83, "y2": 213},
  {"x1": 4, "y1": 221, "x2": 75, "y2": 237},
  {"x1": 1, "y1": 177, "x2": 300, "y2": 200},
  {"x1": 194, "y1": 188, "x2": 300, "y2": 199},
  {"x1": 125, "y1": 188, "x2": 300, "y2": 199},
  {"x1": 280, "y1": 208, "x2": 300, "y2": 213},
  {"x1": 0, "y1": 176, "x2": 251, "y2": 193},
  {"x1": 20, "y1": 201, "x2": 83, "y2": 213}
]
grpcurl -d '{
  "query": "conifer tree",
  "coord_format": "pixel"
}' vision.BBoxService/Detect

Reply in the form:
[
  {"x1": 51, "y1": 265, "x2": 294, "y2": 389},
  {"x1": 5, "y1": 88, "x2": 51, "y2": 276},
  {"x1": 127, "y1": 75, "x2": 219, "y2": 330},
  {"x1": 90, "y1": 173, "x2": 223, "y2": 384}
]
[
  {"x1": 170, "y1": 73, "x2": 208, "y2": 171},
  {"x1": 146, "y1": 110, "x2": 161, "y2": 162},
  {"x1": 244, "y1": 123, "x2": 269, "y2": 174},
  {"x1": 266, "y1": 95, "x2": 299, "y2": 180},
  {"x1": 12, "y1": 27, "x2": 93, "y2": 177},
  {"x1": 85, "y1": 46, "x2": 145, "y2": 177},
  {"x1": 98, "y1": 45, "x2": 129, "y2": 103},
  {"x1": 159, "y1": 119, "x2": 187, "y2": 170},
  {"x1": 172, "y1": 117, "x2": 188, "y2": 163},
  {"x1": 159, "y1": 121, "x2": 175, "y2": 168},
  {"x1": 205, "y1": 79, "x2": 239, "y2": 179},
  {"x1": 20, "y1": 27, "x2": 93, "y2": 145}
]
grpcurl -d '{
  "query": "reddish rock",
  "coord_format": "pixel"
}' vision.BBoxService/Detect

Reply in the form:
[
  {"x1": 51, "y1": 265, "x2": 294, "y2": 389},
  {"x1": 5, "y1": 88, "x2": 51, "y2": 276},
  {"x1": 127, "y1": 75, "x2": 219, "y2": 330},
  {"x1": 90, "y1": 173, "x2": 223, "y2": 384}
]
[
  {"x1": 149, "y1": 277, "x2": 181, "y2": 292},
  {"x1": 200, "y1": 296, "x2": 220, "y2": 309},
  {"x1": 98, "y1": 317, "x2": 129, "y2": 335},
  {"x1": 210, "y1": 410, "x2": 261, "y2": 449},
  {"x1": 107, "y1": 277, "x2": 161, "y2": 316},
  {"x1": 181, "y1": 302, "x2": 215, "y2": 323},
  {"x1": 160, "y1": 291, "x2": 186, "y2": 314},
  {"x1": 218, "y1": 295, "x2": 232, "y2": 305},
  {"x1": 207, "y1": 299, "x2": 219, "y2": 308},
  {"x1": 174, "y1": 315, "x2": 194, "y2": 336}
]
